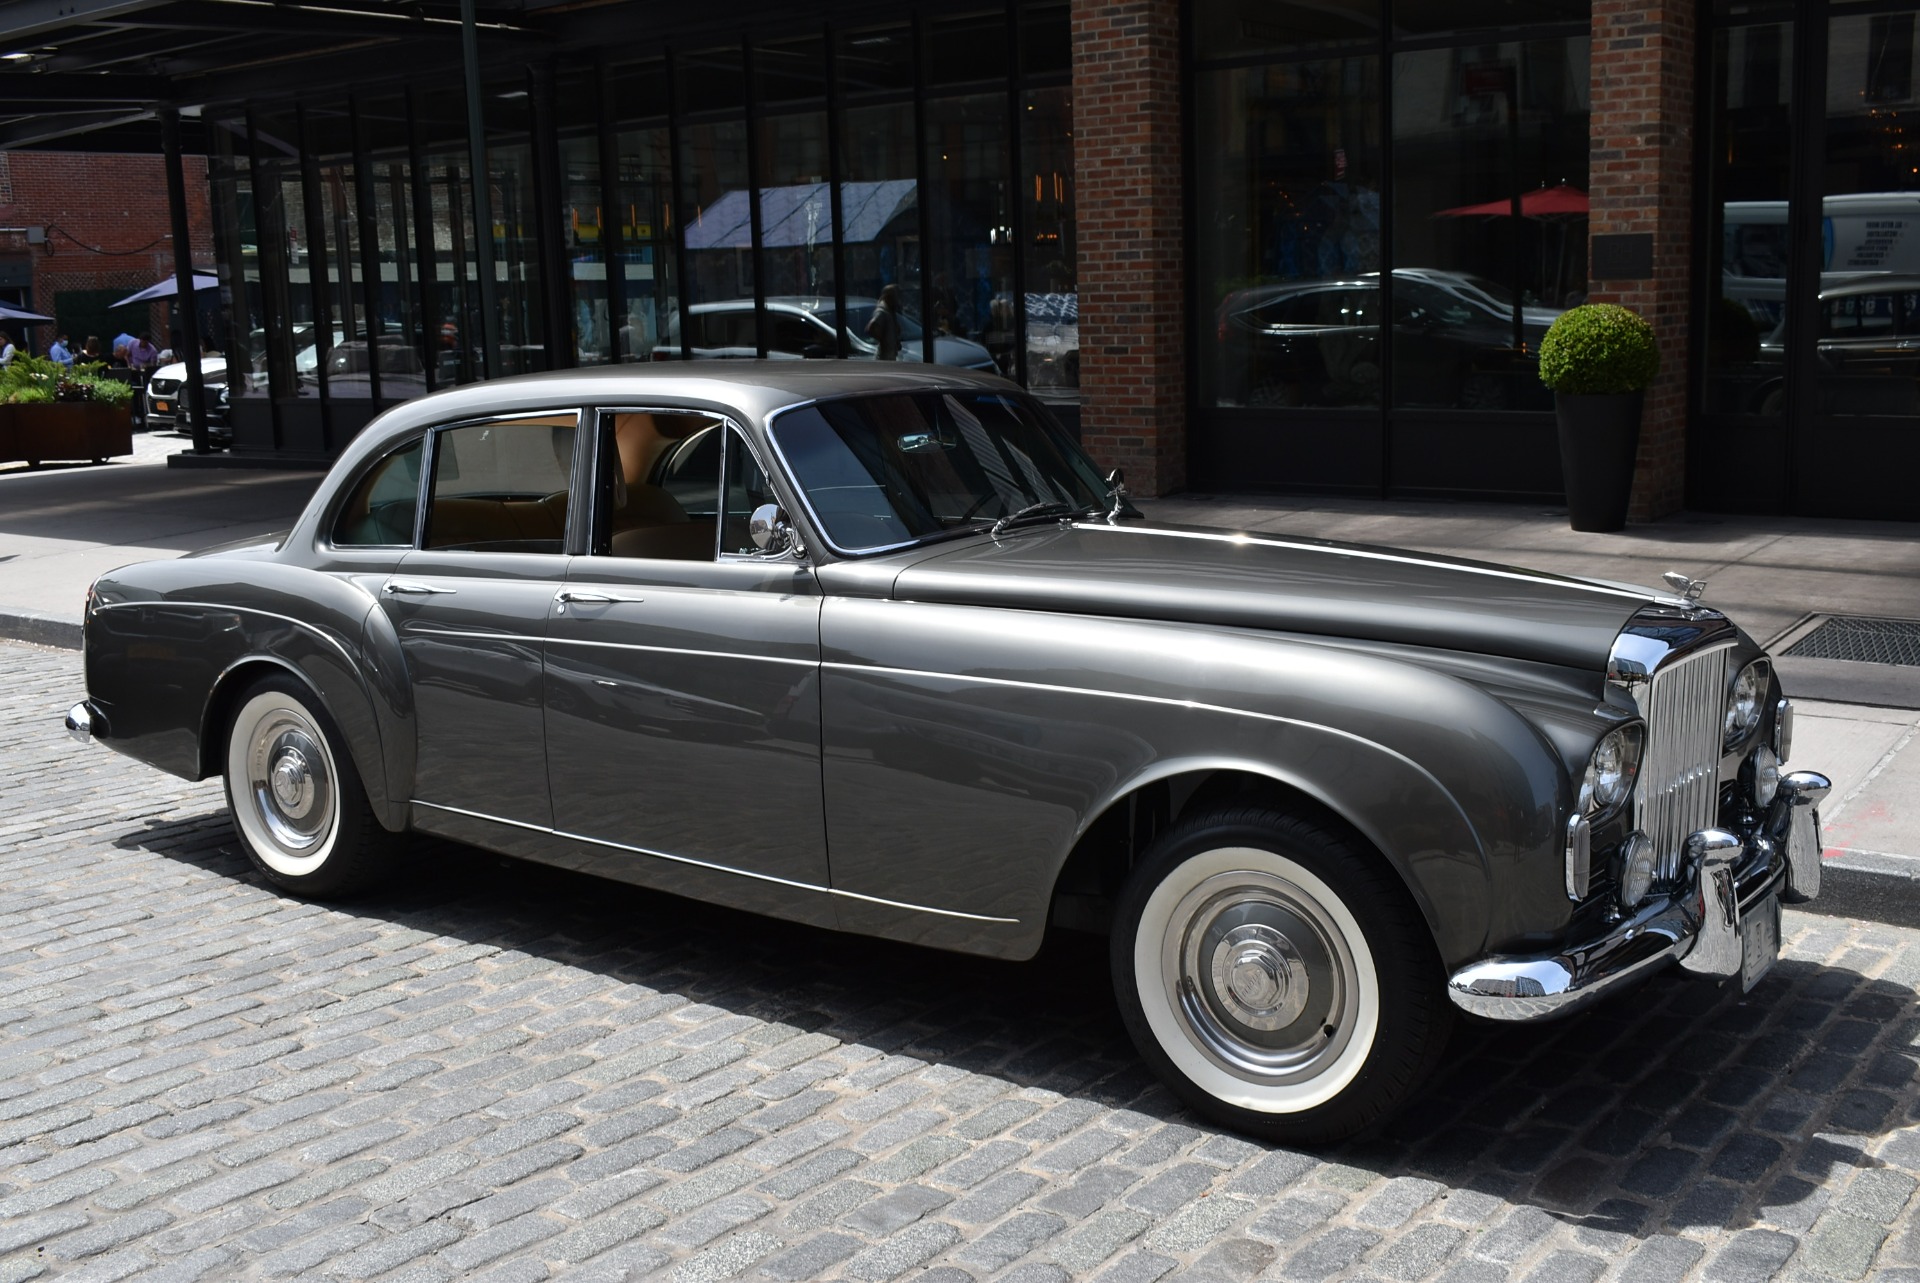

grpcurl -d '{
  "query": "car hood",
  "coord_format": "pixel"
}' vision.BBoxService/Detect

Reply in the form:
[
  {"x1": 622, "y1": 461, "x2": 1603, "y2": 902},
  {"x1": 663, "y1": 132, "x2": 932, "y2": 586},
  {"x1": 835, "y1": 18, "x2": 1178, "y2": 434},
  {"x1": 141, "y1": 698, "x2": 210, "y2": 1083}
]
[
  {"x1": 151, "y1": 356, "x2": 229, "y2": 382},
  {"x1": 889, "y1": 521, "x2": 1655, "y2": 670}
]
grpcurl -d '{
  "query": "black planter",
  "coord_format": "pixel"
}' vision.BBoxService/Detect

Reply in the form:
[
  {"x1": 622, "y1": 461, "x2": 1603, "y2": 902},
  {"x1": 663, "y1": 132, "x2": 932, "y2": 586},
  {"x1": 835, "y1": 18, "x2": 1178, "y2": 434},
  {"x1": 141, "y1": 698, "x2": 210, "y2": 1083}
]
[{"x1": 1554, "y1": 391, "x2": 1644, "y2": 532}]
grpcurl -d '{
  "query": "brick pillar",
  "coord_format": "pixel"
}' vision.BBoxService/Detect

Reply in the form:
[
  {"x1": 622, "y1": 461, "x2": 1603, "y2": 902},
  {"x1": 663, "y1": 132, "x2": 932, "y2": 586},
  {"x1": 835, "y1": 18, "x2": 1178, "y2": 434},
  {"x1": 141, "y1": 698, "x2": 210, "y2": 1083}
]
[
  {"x1": 1588, "y1": 2, "x2": 1695, "y2": 520},
  {"x1": 1070, "y1": 0, "x2": 1185, "y2": 495}
]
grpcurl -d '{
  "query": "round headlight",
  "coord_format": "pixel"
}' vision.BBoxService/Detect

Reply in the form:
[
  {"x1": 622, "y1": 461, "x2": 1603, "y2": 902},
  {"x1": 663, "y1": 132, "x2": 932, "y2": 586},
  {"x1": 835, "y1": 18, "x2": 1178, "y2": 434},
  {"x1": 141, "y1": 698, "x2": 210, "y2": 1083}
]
[
  {"x1": 1618, "y1": 831, "x2": 1657, "y2": 911},
  {"x1": 1724, "y1": 660, "x2": 1769, "y2": 749},
  {"x1": 1749, "y1": 743, "x2": 1781, "y2": 808},
  {"x1": 1581, "y1": 724, "x2": 1644, "y2": 816}
]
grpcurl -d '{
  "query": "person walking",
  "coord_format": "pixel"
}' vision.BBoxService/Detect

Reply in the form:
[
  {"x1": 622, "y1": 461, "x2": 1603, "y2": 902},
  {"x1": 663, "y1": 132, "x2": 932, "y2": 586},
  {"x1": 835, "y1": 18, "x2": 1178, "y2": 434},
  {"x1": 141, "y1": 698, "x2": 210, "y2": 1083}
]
[
  {"x1": 866, "y1": 284, "x2": 902, "y2": 361},
  {"x1": 48, "y1": 333, "x2": 74, "y2": 367}
]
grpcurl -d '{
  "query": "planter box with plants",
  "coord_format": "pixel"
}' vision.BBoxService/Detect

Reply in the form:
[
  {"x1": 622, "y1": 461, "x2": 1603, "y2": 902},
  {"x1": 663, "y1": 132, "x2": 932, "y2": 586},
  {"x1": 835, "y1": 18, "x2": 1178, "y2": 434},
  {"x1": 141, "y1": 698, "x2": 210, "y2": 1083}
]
[
  {"x1": 0, "y1": 355, "x2": 136, "y2": 467},
  {"x1": 1537, "y1": 303, "x2": 1661, "y2": 532}
]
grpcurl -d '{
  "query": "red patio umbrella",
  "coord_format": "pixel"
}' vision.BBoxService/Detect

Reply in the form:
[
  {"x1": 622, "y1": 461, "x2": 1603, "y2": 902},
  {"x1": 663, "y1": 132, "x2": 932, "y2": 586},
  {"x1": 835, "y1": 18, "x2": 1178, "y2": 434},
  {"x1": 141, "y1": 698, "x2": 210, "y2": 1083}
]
[{"x1": 1434, "y1": 183, "x2": 1589, "y2": 219}]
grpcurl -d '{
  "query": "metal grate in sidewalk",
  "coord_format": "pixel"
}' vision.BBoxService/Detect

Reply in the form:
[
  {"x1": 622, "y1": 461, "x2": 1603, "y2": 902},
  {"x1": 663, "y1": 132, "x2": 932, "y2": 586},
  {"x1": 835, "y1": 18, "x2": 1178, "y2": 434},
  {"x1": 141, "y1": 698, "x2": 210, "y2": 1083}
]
[{"x1": 1782, "y1": 615, "x2": 1920, "y2": 667}]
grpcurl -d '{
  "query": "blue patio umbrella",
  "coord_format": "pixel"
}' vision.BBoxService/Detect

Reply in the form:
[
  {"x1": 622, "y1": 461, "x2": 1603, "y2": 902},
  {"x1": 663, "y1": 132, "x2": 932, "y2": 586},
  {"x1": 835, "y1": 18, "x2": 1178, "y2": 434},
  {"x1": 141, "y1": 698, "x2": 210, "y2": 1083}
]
[
  {"x1": 109, "y1": 274, "x2": 220, "y2": 309},
  {"x1": 0, "y1": 301, "x2": 54, "y2": 324}
]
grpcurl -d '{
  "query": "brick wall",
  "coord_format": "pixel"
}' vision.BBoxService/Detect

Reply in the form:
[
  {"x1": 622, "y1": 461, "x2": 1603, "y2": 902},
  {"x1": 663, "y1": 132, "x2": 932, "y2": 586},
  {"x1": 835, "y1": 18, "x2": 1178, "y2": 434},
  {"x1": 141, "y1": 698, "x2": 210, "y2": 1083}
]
[
  {"x1": 0, "y1": 150, "x2": 213, "y2": 354},
  {"x1": 1070, "y1": 0, "x2": 1185, "y2": 495},
  {"x1": 1587, "y1": 2, "x2": 1695, "y2": 520}
]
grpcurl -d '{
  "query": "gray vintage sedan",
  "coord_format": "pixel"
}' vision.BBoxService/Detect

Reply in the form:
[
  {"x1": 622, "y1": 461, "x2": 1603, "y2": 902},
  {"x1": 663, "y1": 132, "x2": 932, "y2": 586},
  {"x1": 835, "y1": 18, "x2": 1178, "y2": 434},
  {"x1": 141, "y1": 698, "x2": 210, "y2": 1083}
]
[{"x1": 65, "y1": 363, "x2": 1829, "y2": 1143}]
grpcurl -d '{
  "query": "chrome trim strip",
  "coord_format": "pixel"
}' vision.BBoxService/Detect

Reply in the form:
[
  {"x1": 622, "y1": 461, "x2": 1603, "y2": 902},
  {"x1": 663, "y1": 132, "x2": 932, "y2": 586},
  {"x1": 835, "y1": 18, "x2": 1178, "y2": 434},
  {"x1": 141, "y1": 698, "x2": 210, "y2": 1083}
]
[
  {"x1": 91, "y1": 600, "x2": 360, "y2": 669},
  {"x1": 401, "y1": 624, "x2": 817, "y2": 668},
  {"x1": 823, "y1": 660, "x2": 1484, "y2": 855},
  {"x1": 411, "y1": 798, "x2": 552, "y2": 834},
  {"x1": 410, "y1": 800, "x2": 1019, "y2": 925},
  {"x1": 1065, "y1": 522, "x2": 1655, "y2": 602}
]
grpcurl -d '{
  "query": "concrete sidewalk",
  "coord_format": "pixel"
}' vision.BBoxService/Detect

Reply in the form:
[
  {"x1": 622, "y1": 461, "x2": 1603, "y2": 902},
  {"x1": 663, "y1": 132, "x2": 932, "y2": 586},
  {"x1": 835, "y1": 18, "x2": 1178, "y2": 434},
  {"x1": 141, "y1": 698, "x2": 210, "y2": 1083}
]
[{"x1": 2, "y1": 452, "x2": 1916, "y2": 920}]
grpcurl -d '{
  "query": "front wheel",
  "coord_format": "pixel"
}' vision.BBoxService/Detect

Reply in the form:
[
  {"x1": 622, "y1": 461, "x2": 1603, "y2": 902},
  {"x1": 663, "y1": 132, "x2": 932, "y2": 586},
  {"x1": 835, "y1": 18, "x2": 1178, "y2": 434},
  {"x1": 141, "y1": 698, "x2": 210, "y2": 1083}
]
[
  {"x1": 1111, "y1": 805, "x2": 1451, "y2": 1144},
  {"x1": 223, "y1": 675, "x2": 400, "y2": 898}
]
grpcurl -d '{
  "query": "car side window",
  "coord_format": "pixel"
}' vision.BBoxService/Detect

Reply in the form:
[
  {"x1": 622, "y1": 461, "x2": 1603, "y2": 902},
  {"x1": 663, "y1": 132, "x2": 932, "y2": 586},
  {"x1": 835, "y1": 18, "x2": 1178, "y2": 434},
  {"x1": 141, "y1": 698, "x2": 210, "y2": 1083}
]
[
  {"x1": 595, "y1": 410, "x2": 724, "y2": 561},
  {"x1": 332, "y1": 439, "x2": 423, "y2": 547},
  {"x1": 422, "y1": 414, "x2": 577, "y2": 554}
]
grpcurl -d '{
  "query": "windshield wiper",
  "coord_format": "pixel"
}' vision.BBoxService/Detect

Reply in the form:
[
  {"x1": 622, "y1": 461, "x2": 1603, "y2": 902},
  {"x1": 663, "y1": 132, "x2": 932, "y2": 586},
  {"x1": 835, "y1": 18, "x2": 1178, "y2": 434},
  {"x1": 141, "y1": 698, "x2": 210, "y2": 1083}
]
[{"x1": 989, "y1": 500, "x2": 1094, "y2": 538}]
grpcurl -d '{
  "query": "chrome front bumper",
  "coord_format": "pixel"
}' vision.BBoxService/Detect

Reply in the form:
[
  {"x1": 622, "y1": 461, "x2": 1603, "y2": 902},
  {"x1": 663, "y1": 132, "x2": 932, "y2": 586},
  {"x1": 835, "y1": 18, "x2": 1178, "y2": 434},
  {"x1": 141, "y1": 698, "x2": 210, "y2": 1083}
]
[{"x1": 1448, "y1": 771, "x2": 1831, "y2": 1021}]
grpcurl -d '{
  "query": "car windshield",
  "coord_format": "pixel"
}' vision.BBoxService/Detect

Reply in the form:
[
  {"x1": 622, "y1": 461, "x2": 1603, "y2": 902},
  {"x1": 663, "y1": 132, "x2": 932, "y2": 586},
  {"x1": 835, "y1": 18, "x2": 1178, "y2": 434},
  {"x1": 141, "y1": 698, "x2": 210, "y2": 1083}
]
[{"x1": 771, "y1": 390, "x2": 1111, "y2": 552}]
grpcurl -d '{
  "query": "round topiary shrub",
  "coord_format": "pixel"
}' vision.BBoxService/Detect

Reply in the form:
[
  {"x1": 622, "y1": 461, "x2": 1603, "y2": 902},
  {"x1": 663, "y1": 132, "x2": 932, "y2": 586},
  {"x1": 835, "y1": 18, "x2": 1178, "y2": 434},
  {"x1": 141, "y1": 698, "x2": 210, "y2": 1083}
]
[{"x1": 1537, "y1": 303, "x2": 1660, "y2": 395}]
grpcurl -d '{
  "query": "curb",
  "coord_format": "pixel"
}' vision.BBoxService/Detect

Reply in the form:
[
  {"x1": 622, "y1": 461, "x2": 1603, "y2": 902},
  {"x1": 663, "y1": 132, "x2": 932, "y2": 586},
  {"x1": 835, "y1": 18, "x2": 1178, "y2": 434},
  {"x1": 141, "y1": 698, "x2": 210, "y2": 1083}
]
[
  {"x1": 0, "y1": 609, "x2": 81, "y2": 650},
  {"x1": 1801, "y1": 855, "x2": 1920, "y2": 931}
]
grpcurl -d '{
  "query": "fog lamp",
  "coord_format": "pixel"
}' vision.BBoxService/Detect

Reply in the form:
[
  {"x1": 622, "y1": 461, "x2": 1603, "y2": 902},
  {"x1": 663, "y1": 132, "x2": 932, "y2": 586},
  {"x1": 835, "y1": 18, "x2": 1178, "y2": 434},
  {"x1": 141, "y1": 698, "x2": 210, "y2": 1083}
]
[
  {"x1": 1617, "y1": 831, "x2": 1657, "y2": 911},
  {"x1": 1748, "y1": 743, "x2": 1781, "y2": 808},
  {"x1": 1774, "y1": 698, "x2": 1794, "y2": 764}
]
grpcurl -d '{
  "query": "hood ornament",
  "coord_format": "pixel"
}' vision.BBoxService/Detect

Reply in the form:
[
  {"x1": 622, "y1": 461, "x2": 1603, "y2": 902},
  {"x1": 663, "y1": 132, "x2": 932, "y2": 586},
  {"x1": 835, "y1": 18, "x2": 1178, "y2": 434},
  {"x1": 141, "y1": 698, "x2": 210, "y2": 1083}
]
[{"x1": 1661, "y1": 571, "x2": 1708, "y2": 604}]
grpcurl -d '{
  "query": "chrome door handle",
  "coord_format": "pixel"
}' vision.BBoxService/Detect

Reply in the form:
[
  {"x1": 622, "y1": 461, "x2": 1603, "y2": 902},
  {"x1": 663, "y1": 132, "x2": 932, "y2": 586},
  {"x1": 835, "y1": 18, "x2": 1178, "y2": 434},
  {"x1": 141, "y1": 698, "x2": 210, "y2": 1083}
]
[
  {"x1": 384, "y1": 581, "x2": 456, "y2": 596},
  {"x1": 555, "y1": 589, "x2": 645, "y2": 609}
]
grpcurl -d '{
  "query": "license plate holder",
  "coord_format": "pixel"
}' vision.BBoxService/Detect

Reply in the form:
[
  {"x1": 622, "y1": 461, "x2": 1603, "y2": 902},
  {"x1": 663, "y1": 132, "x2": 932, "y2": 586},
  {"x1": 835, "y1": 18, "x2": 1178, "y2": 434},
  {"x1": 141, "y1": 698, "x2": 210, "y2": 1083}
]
[{"x1": 1740, "y1": 893, "x2": 1781, "y2": 992}]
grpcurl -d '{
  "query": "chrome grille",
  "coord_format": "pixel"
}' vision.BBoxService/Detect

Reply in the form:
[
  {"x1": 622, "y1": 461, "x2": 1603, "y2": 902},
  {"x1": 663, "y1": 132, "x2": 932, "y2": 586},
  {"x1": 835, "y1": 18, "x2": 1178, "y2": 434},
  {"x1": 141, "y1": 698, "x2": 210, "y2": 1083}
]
[{"x1": 1632, "y1": 644, "x2": 1730, "y2": 883}]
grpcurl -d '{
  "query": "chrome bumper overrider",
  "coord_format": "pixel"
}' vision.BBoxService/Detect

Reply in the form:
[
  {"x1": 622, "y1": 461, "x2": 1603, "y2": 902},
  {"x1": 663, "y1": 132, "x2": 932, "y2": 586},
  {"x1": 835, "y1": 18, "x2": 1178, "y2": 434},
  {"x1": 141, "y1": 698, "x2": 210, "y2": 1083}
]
[
  {"x1": 1448, "y1": 770, "x2": 1831, "y2": 1021},
  {"x1": 65, "y1": 701, "x2": 97, "y2": 745}
]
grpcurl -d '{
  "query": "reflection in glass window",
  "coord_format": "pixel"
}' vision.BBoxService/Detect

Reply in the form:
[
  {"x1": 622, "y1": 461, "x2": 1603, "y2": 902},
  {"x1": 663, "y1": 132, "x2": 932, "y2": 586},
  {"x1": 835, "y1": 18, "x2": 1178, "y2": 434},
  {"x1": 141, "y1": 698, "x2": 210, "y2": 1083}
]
[
  {"x1": 1704, "y1": 21, "x2": 1792, "y2": 417},
  {"x1": 679, "y1": 48, "x2": 755, "y2": 345},
  {"x1": 925, "y1": 93, "x2": 1013, "y2": 371},
  {"x1": 1193, "y1": 0, "x2": 1380, "y2": 61},
  {"x1": 1195, "y1": 57, "x2": 1383, "y2": 409},
  {"x1": 1023, "y1": 87, "x2": 1077, "y2": 400},
  {"x1": 1391, "y1": 39, "x2": 1587, "y2": 411}
]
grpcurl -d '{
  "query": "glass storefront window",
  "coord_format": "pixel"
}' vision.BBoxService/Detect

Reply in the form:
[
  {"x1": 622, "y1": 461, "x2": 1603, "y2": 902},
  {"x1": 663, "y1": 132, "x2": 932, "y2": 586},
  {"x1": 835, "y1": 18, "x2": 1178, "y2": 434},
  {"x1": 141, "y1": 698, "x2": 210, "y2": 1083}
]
[
  {"x1": 1194, "y1": 0, "x2": 1380, "y2": 61},
  {"x1": 1703, "y1": 21, "x2": 1793, "y2": 417},
  {"x1": 1390, "y1": 38, "x2": 1587, "y2": 411},
  {"x1": 838, "y1": 26, "x2": 919, "y2": 358},
  {"x1": 1813, "y1": 12, "x2": 1920, "y2": 418},
  {"x1": 924, "y1": 92, "x2": 1011, "y2": 371},
  {"x1": 1195, "y1": 57, "x2": 1383, "y2": 409},
  {"x1": 417, "y1": 87, "x2": 483, "y2": 387},
  {"x1": 678, "y1": 47, "x2": 754, "y2": 354},
  {"x1": 607, "y1": 60, "x2": 674, "y2": 363},
  {"x1": 210, "y1": 119, "x2": 261, "y2": 400},
  {"x1": 1022, "y1": 86, "x2": 1076, "y2": 397},
  {"x1": 485, "y1": 80, "x2": 545, "y2": 377}
]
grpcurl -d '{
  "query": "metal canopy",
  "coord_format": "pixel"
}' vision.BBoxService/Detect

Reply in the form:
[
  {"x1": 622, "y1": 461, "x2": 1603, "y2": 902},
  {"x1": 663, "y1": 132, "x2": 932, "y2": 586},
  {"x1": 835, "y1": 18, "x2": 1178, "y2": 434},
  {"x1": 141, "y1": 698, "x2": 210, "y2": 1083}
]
[{"x1": 0, "y1": 0, "x2": 545, "y2": 149}]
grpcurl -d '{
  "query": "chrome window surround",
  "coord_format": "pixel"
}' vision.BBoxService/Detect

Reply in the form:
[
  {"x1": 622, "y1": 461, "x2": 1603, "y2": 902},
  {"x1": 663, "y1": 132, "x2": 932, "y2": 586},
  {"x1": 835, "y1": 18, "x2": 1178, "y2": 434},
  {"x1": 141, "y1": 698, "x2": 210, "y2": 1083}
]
[{"x1": 1607, "y1": 606, "x2": 1740, "y2": 887}]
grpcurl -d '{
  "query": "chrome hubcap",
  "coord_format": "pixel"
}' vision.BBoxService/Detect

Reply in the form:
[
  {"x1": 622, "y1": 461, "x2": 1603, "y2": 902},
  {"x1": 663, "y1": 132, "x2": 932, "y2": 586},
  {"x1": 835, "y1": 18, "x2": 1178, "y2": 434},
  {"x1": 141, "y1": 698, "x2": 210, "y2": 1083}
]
[
  {"x1": 246, "y1": 716, "x2": 333, "y2": 854},
  {"x1": 1211, "y1": 923, "x2": 1309, "y2": 1030},
  {"x1": 1163, "y1": 869, "x2": 1360, "y2": 1085}
]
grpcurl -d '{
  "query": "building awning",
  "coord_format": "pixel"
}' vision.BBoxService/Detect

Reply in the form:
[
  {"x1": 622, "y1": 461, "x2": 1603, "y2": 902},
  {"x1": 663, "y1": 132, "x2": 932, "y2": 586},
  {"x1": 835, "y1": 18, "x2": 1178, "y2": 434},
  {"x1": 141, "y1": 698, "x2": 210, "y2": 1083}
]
[{"x1": 684, "y1": 180, "x2": 916, "y2": 252}]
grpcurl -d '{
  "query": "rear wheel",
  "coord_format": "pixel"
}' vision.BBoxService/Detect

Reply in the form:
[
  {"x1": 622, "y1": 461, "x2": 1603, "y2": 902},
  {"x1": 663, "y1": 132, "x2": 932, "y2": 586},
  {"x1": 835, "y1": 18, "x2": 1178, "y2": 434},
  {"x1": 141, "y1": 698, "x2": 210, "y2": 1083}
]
[
  {"x1": 223, "y1": 675, "x2": 399, "y2": 898},
  {"x1": 1111, "y1": 804, "x2": 1451, "y2": 1144}
]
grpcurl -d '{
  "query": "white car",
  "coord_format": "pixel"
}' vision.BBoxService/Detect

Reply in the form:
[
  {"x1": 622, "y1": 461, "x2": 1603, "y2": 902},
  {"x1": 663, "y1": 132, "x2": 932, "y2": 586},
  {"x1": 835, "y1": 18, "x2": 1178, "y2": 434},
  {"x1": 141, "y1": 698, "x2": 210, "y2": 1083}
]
[{"x1": 144, "y1": 356, "x2": 230, "y2": 438}]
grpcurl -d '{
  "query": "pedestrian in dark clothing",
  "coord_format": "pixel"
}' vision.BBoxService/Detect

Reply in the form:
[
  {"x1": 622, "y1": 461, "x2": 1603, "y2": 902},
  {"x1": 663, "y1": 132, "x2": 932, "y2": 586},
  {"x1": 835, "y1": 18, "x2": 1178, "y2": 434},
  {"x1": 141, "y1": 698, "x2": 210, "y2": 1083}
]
[{"x1": 867, "y1": 284, "x2": 902, "y2": 361}]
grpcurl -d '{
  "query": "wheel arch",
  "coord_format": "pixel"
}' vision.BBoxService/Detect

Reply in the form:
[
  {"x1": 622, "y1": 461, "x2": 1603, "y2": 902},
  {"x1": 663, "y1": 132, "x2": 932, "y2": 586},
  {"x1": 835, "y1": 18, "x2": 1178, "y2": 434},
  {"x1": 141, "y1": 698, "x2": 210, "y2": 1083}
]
[
  {"x1": 199, "y1": 652, "x2": 403, "y2": 832},
  {"x1": 1048, "y1": 755, "x2": 1485, "y2": 967}
]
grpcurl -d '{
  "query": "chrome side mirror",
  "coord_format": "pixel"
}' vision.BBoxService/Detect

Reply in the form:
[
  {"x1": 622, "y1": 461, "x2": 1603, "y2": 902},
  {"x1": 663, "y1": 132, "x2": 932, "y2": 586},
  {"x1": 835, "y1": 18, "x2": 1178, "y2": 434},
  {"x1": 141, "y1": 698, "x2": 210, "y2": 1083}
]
[{"x1": 749, "y1": 503, "x2": 798, "y2": 555}]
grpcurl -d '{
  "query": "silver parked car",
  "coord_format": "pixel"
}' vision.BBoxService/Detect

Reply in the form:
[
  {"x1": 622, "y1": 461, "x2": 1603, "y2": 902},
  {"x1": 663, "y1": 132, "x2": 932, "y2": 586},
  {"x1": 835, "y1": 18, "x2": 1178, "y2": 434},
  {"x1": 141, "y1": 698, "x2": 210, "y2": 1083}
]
[{"x1": 66, "y1": 363, "x2": 1828, "y2": 1142}]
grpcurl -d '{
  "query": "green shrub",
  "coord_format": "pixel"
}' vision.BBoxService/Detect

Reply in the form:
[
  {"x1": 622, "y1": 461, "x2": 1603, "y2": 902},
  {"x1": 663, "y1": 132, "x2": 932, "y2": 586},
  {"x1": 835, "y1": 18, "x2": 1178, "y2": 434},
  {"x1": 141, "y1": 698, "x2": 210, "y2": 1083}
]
[
  {"x1": 1, "y1": 355, "x2": 135, "y2": 406},
  {"x1": 1537, "y1": 303, "x2": 1661, "y2": 395}
]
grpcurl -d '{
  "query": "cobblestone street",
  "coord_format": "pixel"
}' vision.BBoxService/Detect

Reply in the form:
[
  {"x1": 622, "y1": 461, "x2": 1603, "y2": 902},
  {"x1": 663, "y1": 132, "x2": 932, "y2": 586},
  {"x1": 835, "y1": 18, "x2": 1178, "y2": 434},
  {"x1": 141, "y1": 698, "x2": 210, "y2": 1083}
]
[{"x1": 6, "y1": 638, "x2": 1920, "y2": 1282}]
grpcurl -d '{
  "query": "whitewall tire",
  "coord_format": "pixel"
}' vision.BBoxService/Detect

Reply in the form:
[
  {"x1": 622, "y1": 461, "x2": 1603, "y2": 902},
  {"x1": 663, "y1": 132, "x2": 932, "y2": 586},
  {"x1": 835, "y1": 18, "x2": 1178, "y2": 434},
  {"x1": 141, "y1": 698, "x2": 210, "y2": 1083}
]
[
  {"x1": 222, "y1": 674, "x2": 398, "y2": 897},
  {"x1": 1112, "y1": 805, "x2": 1451, "y2": 1144}
]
